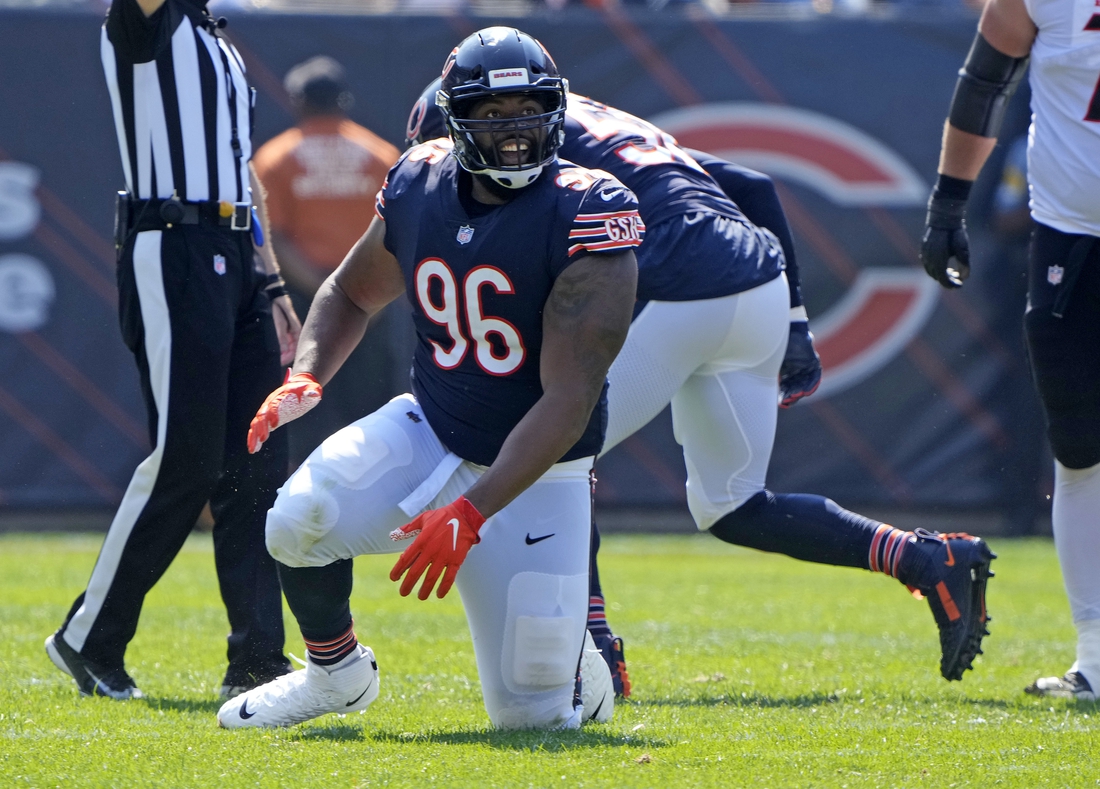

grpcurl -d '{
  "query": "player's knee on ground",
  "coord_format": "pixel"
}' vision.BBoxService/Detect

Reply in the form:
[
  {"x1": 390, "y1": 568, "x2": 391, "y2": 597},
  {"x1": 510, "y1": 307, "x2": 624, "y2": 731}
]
[{"x1": 485, "y1": 573, "x2": 587, "y2": 730}]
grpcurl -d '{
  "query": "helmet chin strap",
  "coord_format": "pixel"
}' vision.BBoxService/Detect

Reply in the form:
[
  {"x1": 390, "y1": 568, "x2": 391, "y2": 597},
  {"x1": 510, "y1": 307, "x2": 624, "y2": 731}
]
[{"x1": 483, "y1": 164, "x2": 544, "y2": 190}]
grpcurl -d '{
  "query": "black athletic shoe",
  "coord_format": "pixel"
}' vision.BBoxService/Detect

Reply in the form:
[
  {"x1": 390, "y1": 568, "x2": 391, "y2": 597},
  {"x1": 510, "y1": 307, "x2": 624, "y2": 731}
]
[
  {"x1": 45, "y1": 631, "x2": 142, "y2": 699},
  {"x1": 592, "y1": 633, "x2": 632, "y2": 698},
  {"x1": 219, "y1": 658, "x2": 294, "y2": 699},
  {"x1": 1025, "y1": 671, "x2": 1097, "y2": 701},
  {"x1": 905, "y1": 529, "x2": 996, "y2": 681}
]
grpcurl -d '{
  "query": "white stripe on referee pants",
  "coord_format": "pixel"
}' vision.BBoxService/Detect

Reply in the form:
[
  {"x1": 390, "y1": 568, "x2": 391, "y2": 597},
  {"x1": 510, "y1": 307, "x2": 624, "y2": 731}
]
[
  {"x1": 65, "y1": 231, "x2": 173, "y2": 652},
  {"x1": 100, "y1": 29, "x2": 134, "y2": 196}
]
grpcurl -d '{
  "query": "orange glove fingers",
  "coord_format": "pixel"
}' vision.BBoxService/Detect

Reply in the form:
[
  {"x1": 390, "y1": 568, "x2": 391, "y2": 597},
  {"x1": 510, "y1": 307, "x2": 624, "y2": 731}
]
[
  {"x1": 398, "y1": 551, "x2": 433, "y2": 597},
  {"x1": 246, "y1": 413, "x2": 271, "y2": 455},
  {"x1": 417, "y1": 561, "x2": 448, "y2": 601},
  {"x1": 436, "y1": 564, "x2": 461, "y2": 599},
  {"x1": 246, "y1": 373, "x2": 322, "y2": 454}
]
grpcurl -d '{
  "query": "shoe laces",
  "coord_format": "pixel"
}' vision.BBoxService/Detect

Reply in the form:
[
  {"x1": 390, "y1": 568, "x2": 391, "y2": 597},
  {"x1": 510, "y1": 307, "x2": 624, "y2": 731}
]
[{"x1": 913, "y1": 528, "x2": 975, "y2": 543}]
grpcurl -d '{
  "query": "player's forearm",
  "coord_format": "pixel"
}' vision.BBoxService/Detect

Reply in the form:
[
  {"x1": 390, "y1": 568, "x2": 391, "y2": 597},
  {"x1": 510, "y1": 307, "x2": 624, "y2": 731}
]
[
  {"x1": 291, "y1": 276, "x2": 369, "y2": 387},
  {"x1": 938, "y1": 121, "x2": 999, "y2": 181},
  {"x1": 462, "y1": 384, "x2": 603, "y2": 519}
]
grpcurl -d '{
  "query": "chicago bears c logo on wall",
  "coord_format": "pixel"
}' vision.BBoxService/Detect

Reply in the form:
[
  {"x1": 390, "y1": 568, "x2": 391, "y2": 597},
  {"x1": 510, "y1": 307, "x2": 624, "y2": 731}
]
[{"x1": 650, "y1": 102, "x2": 938, "y2": 399}]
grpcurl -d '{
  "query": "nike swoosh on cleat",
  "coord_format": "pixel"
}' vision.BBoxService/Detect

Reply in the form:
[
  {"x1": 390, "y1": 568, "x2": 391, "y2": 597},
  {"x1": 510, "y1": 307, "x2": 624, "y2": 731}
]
[
  {"x1": 449, "y1": 518, "x2": 459, "y2": 551},
  {"x1": 346, "y1": 685, "x2": 371, "y2": 707},
  {"x1": 944, "y1": 540, "x2": 955, "y2": 567},
  {"x1": 525, "y1": 533, "x2": 554, "y2": 545},
  {"x1": 239, "y1": 700, "x2": 256, "y2": 719},
  {"x1": 588, "y1": 697, "x2": 604, "y2": 721}
]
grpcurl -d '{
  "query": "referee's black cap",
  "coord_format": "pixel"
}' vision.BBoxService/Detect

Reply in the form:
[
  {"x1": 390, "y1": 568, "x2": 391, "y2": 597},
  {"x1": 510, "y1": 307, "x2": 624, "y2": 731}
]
[{"x1": 285, "y1": 56, "x2": 353, "y2": 114}]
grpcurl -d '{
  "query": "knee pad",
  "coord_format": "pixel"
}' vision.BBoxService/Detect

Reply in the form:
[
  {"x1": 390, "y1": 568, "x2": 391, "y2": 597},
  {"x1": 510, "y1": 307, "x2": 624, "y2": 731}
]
[
  {"x1": 265, "y1": 466, "x2": 341, "y2": 567},
  {"x1": 512, "y1": 615, "x2": 578, "y2": 688}
]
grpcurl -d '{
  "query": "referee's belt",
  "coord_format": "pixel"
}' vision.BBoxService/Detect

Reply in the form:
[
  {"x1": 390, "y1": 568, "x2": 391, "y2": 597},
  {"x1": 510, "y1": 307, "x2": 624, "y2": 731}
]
[{"x1": 126, "y1": 196, "x2": 252, "y2": 232}]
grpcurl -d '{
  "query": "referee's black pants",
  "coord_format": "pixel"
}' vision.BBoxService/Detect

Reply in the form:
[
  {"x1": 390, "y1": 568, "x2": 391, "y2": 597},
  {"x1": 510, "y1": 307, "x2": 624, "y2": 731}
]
[{"x1": 57, "y1": 223, "x2": 289, "y2": 677}]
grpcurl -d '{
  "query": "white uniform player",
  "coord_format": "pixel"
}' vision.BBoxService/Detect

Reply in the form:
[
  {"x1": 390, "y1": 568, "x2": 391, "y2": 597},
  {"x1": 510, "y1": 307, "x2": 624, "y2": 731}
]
[
  {"x1": 216, "y1": 28, "x2": 634, "y2": 730},
  {"x1": 921, "y1": 0, "x2": 1100, "y2": 698}
]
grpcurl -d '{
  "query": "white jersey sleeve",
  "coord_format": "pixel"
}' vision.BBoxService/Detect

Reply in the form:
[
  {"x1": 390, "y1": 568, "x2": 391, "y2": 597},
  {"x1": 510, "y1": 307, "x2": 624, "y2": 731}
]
[{"x1": 1022, "y1": 0, "x2": 1100, "y2": 236}]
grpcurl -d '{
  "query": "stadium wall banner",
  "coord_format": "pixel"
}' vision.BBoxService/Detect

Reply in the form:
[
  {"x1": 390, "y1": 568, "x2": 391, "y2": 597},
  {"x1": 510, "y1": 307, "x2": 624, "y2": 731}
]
[{"x1": 0, "y1": 8, "x2": 1048, "y2": 529}]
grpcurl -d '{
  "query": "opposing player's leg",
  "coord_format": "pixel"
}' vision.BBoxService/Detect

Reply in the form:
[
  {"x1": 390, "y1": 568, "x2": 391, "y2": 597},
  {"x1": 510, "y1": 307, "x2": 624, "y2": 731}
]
[
  {"x1": 1022, "y1": 225, "x2": 1100, "y2": 699},
  {"x1": 218, "y1": 394, "x2": 451, "y2": 728},
  {"x1": 453, "y1": 458, "x2": 596, "y2": 729}
]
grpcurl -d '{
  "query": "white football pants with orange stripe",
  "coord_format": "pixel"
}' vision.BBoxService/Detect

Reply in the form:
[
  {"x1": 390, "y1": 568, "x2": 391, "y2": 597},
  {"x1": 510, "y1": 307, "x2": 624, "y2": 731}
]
[
  {"x1": 601, "y1": 272, "x2": 790, "y2": 528},
  {"x1": 265, "y1": 394, "x2": 592, "y2": 730}
]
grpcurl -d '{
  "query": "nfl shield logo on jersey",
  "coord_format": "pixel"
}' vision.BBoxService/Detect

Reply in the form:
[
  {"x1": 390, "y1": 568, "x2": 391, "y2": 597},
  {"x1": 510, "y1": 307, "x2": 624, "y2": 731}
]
[
  {"x1": 456, "y1": 225, "x2": 475, "y2": 245},
  {"x1": 213, "y1": 254, "x2": 226, "y2": 275},
  {"x1": 1047, "y1": 265, "x2": 1064, "y2": 286}
]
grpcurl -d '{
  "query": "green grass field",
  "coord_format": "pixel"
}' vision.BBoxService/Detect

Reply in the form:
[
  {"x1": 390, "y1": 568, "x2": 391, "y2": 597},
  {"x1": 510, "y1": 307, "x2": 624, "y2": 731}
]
[{"x1": 2, "y1": 532, "x2": 1097, "y2": 788}]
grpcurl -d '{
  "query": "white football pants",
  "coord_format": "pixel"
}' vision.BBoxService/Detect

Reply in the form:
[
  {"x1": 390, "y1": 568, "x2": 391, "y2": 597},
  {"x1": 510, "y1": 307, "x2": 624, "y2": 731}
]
[
  {"x1": 265, "y1": 394, "x2": 591, "y2": 730},
  {"x1": 602, "y1": 272, "x2": 790, "y2": 528}
]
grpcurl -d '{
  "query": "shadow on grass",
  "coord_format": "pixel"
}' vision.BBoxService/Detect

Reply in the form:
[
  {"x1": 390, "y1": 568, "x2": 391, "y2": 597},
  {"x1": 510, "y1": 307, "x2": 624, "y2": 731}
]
[
  {"x1": 632, "y1": 691, "x2": 845, "y2": 709},
  {"x1": 370, "y1": 727, "x2": 668, "y2": 751},
  {"x1": 292, "y1": 724, "x2": 366, "y2": 742},
  {"x1": 965, "y1": 696, "x2": 1100, "y2": 715},
  {"x1": 140, "y1": 696, "x2": 223, "y2": 715}
]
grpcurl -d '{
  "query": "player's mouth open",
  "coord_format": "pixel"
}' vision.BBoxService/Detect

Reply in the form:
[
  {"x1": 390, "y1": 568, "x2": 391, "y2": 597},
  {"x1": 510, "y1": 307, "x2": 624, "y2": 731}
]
[{"x1": 496, "y1": 137, "x2": 532, "y2": 166}]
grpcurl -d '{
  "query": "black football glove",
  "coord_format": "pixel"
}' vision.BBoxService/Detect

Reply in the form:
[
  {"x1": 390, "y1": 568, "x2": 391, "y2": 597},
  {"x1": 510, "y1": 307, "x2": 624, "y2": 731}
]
[
  {"x1": 920, "y1": 188, "x2": 971, "y2": 289},
  {"x1": 779, "y1": 322, "x2": 822, "y2": 408}
]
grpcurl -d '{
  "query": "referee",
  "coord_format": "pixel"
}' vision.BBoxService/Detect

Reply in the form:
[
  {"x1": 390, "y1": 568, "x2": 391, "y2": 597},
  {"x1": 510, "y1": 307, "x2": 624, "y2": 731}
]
[{"x1": 45, "y1": 0, "x2": 300, "y2": 699}]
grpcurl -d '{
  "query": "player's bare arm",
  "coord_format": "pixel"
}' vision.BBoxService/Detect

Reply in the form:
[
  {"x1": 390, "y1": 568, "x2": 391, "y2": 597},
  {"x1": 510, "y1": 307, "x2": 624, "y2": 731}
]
[
  {"x1": 939, "y1": 0, "x2": 1037, "y2": 180},
  {"x1": 462, "y1": 250, "x2": 638, "y2": 519},
  {"x1": 246, "y1": 217, "x2": 404, "y2": 454},
  {"x1": 922, "y1": 0, "x2": 1036, "y2": 288},
  {"x1": 293, "y1": 216, "x2": 405, "y2": 386}
]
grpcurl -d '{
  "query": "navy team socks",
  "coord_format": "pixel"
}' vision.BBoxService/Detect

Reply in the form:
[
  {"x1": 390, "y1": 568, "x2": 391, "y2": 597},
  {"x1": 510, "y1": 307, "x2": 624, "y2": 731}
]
[{"x1": 276, "y1": 559, "x2": 359, "y2": 666}]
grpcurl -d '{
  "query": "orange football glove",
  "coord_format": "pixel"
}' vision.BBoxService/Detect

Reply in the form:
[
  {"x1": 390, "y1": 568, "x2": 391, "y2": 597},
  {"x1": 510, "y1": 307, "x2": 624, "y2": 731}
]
[
  {"x1": 388, "y1": 496, "x2": 486, "y2": 600},
  {"x1": 247, "y1": 371, "x2": 323, "y2": 454}
]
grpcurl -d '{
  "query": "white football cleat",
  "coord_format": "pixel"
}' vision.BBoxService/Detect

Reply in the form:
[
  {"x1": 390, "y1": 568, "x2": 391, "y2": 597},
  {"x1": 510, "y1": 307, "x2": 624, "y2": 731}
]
[
  {"x1": 580, "y1": 630, "x2": 615, "y2": 724},
  {"x1": 1025, "y1": 670, "x2": 1096, "y2": 701},
  {"x1": 217, "y1": 644, "x2": 379, "y2": 729}
]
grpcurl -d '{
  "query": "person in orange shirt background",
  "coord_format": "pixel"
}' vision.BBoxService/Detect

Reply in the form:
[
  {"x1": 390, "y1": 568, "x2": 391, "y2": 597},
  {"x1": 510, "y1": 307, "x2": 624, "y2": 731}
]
[{"x1": 253, "y1": 56, "x2": 404, "y2": 464}]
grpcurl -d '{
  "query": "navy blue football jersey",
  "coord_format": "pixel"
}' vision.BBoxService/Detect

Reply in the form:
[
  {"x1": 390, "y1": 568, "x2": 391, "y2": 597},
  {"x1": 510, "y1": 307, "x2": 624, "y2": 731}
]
[
  {"x1": 375, "y1": 139, "x2": 644, "y2": 466},
  {"x1": 559, "y1": 95, "x2": 783, "y2": 302}
]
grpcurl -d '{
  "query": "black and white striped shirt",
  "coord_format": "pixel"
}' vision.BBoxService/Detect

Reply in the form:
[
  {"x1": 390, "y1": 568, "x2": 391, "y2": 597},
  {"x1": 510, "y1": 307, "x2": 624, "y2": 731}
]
[{"x1": 101, "y1": 0, "x2": 253, "y2": 203}]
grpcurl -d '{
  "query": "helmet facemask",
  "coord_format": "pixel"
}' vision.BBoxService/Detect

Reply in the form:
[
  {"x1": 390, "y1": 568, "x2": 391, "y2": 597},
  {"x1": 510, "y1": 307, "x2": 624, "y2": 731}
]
[{"x1": 440, "y1": 88, "x2": 566, "y2": 189}]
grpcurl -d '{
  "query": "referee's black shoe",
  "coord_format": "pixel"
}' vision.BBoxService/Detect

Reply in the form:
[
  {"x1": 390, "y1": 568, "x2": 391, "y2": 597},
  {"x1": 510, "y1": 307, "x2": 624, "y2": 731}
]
[
  {"x1": 45, "y1": 631, "x2": 143, "y2": 700},
  {"x1": 219, "y1": 657, "x2": 294, "y2": 700}
]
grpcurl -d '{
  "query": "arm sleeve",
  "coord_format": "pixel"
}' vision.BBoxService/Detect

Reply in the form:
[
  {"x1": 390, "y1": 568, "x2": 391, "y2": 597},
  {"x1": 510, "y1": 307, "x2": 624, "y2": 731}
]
[
  {"x1": 105, "y1": 0, "x2": 176, "y2": 63},
  {"x1": 687, "y1": 148, "x2": 804, "y2": 311}
]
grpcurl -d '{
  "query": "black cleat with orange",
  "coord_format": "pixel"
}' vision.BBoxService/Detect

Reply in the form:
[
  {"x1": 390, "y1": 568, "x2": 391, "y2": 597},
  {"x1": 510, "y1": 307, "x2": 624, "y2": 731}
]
[
  {"x1": 593, "y1": 633, "x2": 632, "y2": 698},
  {"x1": 898, "y1": 529, "x2": 996, "y2": 681}
]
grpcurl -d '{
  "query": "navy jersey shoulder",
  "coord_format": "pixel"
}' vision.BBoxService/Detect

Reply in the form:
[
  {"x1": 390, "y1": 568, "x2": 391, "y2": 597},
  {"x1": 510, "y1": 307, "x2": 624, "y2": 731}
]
[
  {"x1": 376, "y1": 142, "x2": 643, "y2": 466},
  {"x1": 559, "y1": 95, "x2": 743, "y2": 228}
]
